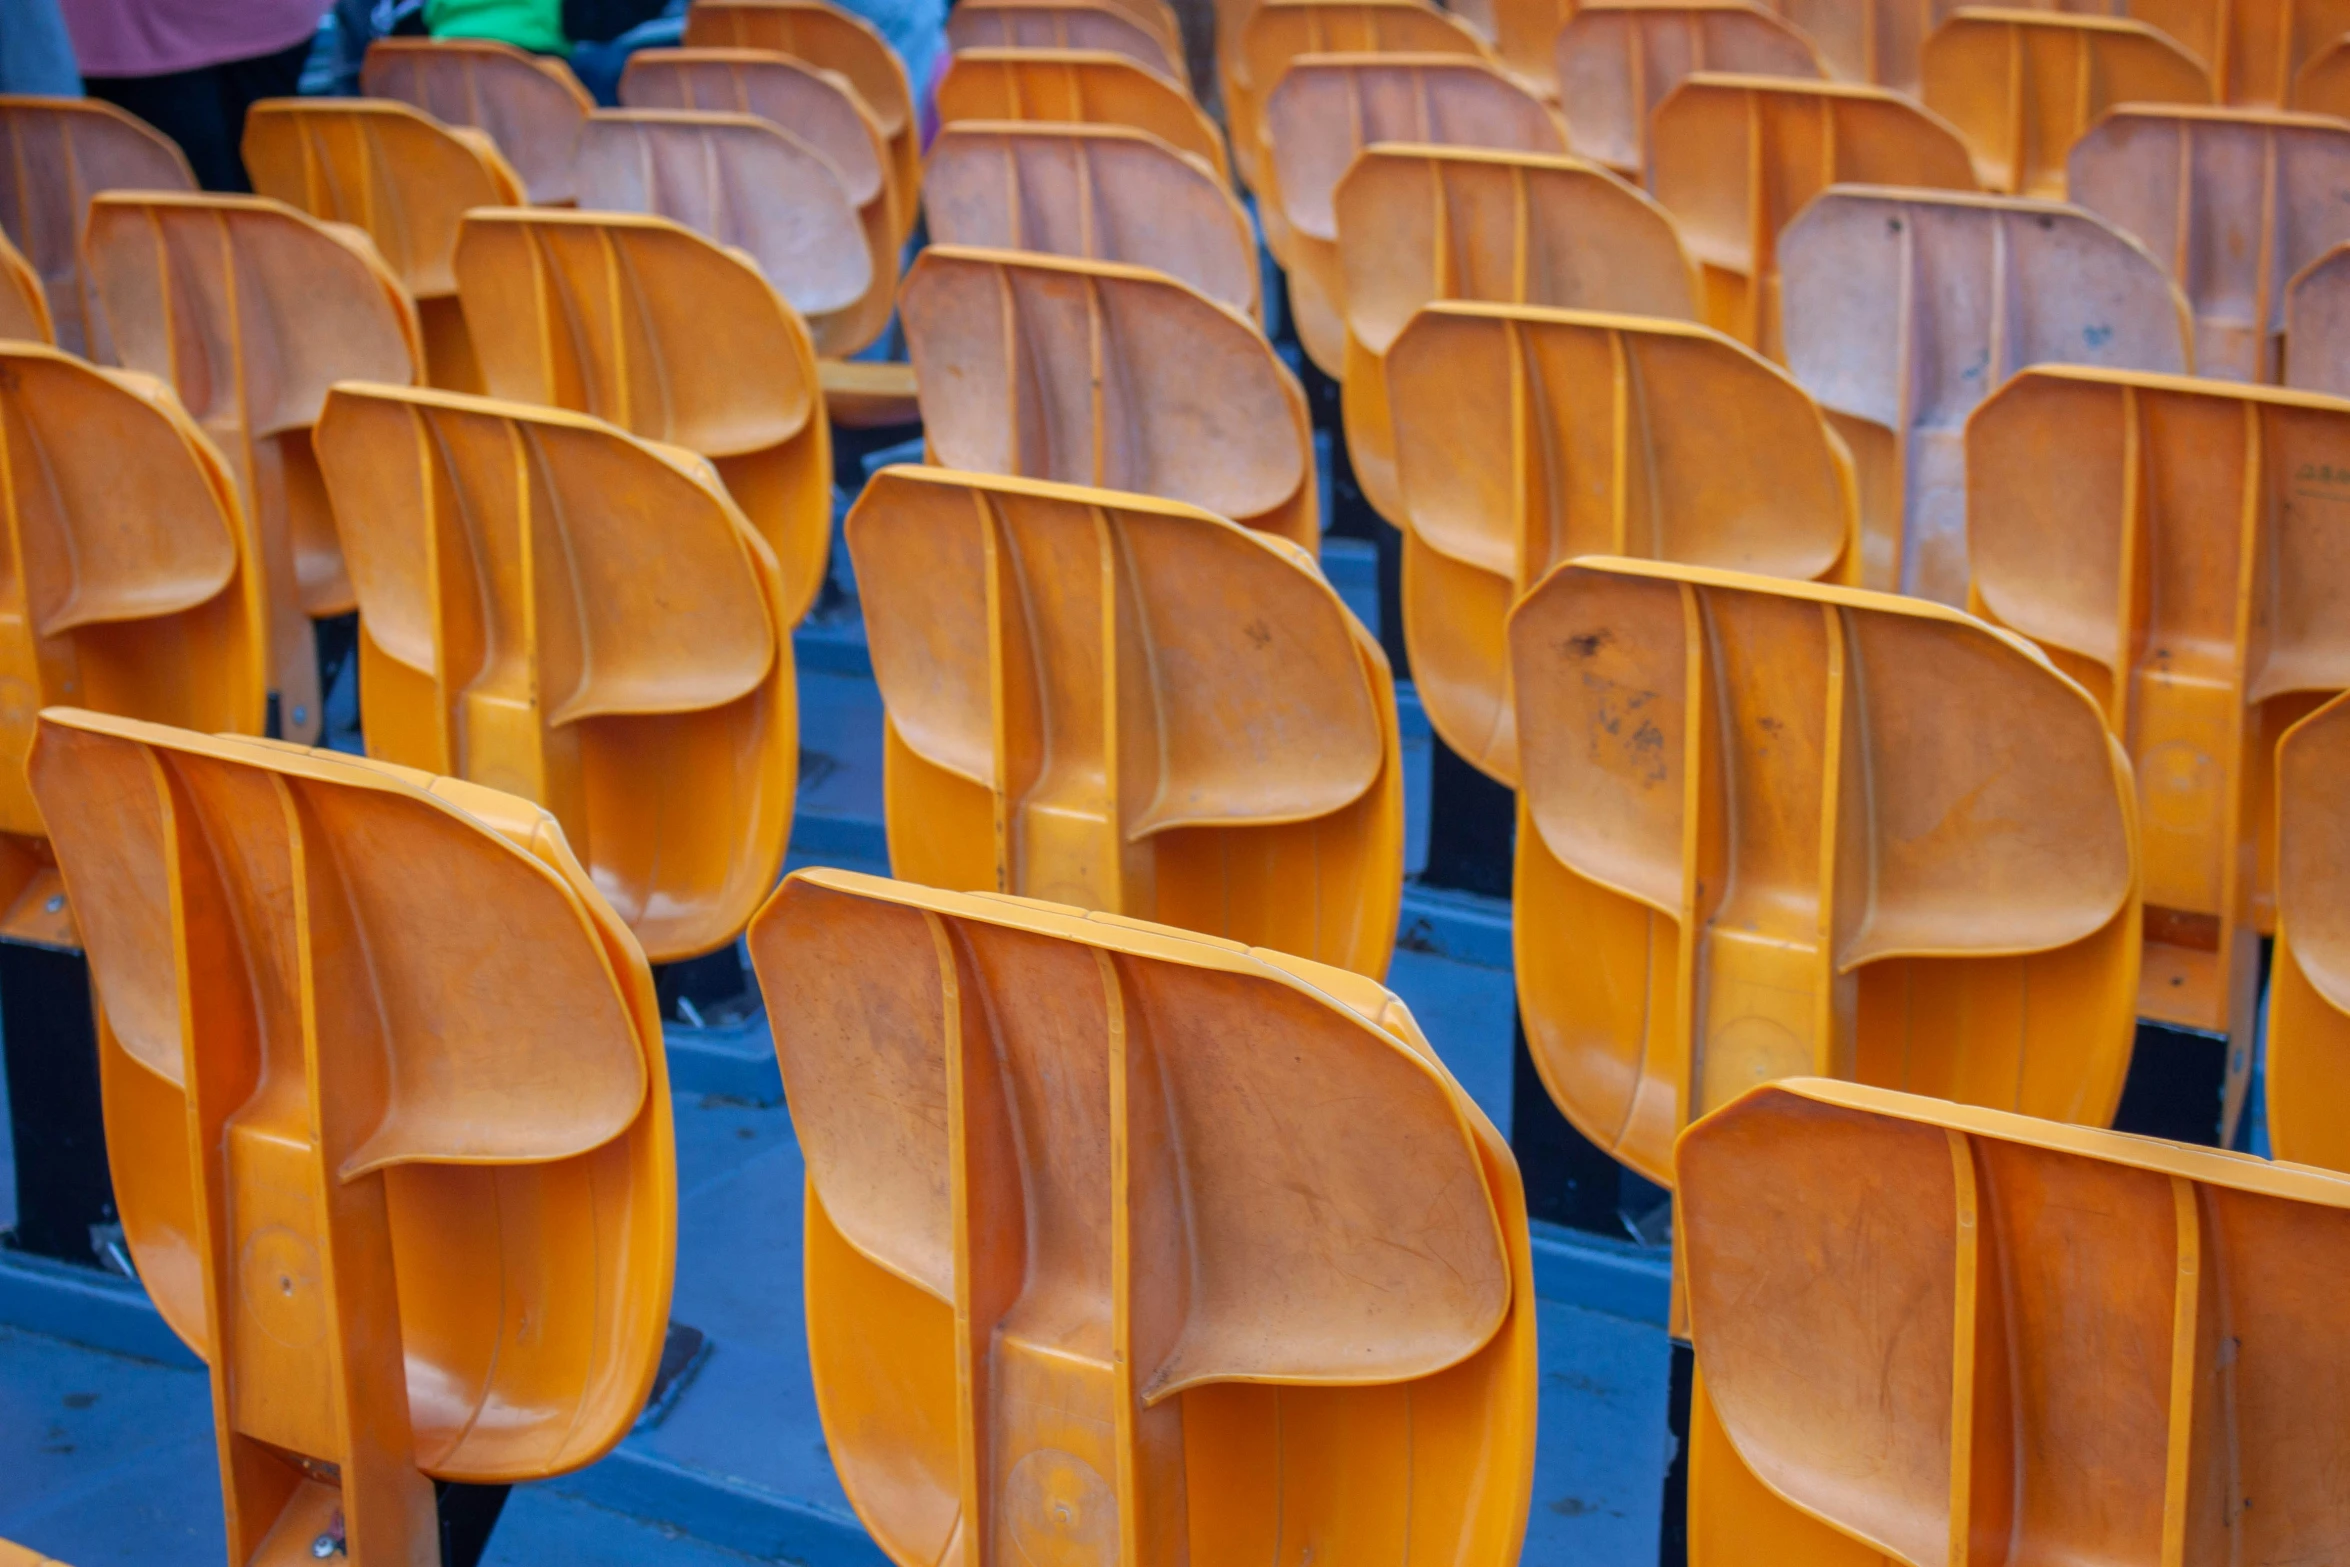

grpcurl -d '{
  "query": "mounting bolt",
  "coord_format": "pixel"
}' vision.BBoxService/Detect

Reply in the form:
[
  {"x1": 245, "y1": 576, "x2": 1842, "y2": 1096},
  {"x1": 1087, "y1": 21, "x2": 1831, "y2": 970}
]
[
  {"x1": 310, "y1": 1534, "x2": 341, "y2": 1559},
  {"x1": 43, "y1": 894, "x2": 63, "y2": 914}
]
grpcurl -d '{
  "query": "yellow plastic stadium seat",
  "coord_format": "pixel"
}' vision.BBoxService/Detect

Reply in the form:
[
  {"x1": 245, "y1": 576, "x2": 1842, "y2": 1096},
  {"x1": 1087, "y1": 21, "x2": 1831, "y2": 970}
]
[
  {"x1": 313, "y1": 383, "x2": 797, "y2": 962},
  {"x1": 2269, "y1": 691, "x2": 2350, "y2": 1169},
  {"x1": 454, "y1": 208, "x2": 834, "y2": 627},
  {"x1": 1778, "y1": 186, "x2": 2191, "y2": 600},
  {"x1": 1753, "y1": 0, "x2": 1938, "y2": 89},
  {"x1": 28, "y1": 709, "x2": 675, "y2": 1567},
  {"x1": 746, "y1": 868, "x2": 1536, "y2": 1567},
  {"x1": 2134, "y1": 0, "x2": 2350, "y2": 105},
  {"x1": 1261, "y1": 53, "x2": 1566, "y2": 375},
  {"x1": 0, "y1": 1542, "x2": 63, "y2": 1566},
  {"x1": 949, "y1": 0, "x2": 1190, "y2": 84},
  {"x1": 1969, "y1": 369, "x2": 2350, "y2": 1076},
  {"x1": 1679, "y1": 1079, "x2": 2350, "y2": 1564},
  {"x1": 1335, "y1": 146, "x2": 1702, "y2": 526},
  {"x1": 2293, "y1": 31, "x2": 2350, "y2": 114},
  {"x1": 2285, "y1": 236, "x2": 2350, "y2": 389},
  {"x1": 847, "y1": 465, "x2": 1404, "y2": 976},
  {"x1": 937, "y1": 46, "x2": 1231, "y2": 181},
  {"x1": 2069, "y1": 105, "x2": 2350, "y2": 383},
  {"x1": 900, "y1": 246, "x2": 1320, "y2": 549},
  {"x1": 361, "y1": 36, "x2": 594, "y2": 204},
  {"x1": 1554, "y1": 2, "x2": 1825, "y2": 179},
  {"x1": 1922, "y1": 9, "x2": 2213, "y2": 197},
  {"x1": 0, "y1": 228, "x2": 49, "y2": 342},
  {"x1": 1514, "y1": 562, "x2": 2139, "y2": 1188},
  {"x1": 1485, "y1": 0, "x2": 1575, "y2": 99},
  {"x1": 1647, "y1": 75, "x2": 1978, "y2": 356},
  {"x1": 573, "y1": 108, "x2": 890, "y2": 358},
  {"x1": 924, "y1": 121, "x2": 1259, "y2": 318},
  {"x1": 0, "y1": 96, "x2": 195, "y2": 362},
  {"x1": 1227, "y1": 0, "x2": 1492, "y2": 192},
  {"x1": 81, "y1": 192, "x2": 424, "y2": 745}
]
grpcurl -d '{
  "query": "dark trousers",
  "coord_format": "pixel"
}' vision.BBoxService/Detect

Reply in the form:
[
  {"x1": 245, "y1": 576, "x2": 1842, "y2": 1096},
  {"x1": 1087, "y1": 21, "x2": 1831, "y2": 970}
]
[{"x1": 83, "y1": 34, "x2": 313, "y2": 192}]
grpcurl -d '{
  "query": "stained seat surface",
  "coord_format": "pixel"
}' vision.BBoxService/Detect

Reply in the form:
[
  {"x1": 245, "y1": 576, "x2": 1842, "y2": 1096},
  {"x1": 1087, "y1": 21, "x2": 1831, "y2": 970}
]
[{"x1": 361, "y1": 36, "x2": 594, "y2": 204}]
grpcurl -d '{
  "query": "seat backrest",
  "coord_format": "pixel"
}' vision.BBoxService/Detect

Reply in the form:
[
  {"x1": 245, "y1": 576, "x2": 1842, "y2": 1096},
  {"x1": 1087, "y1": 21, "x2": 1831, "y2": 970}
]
[
  {"x1": 2270, "y1": 689, "x2": 2350, "y2": 1169},
  {"x1": 0, "y1": 96, "x2": 195, "y2": 362},
  {"x1": 683, "y1": 0, "x2": 923, "y2": 205},
  {"x1": 923, "y1": 120, "x2": 1258, "y2": 318},
  {"x1": 949, "y1": 0, "x2": 1189, "y2": 81},
  {"x1": 314, "y1": 382, "x2": 796, "y2": 960},
  {"x1": 2070, "y1": 104, "x2": 2350, "y2": 382},
  {"x1": 1484, "y1": 0, "x2": 1575, "y2": 97},
  {"x1": 1230, "y1": 0, "x2": 1490, "y2": 185},
  {"x1": 2293, "y1": 29, "x2": 2350, "y2": 116},
  {"x1": 1756, "y1": 0, "x2": 1939, "y2": 90},
  {"x1": 360, "y1": 36, "x2": 593, "y2": 204},
  {"x1": 1779, "y1": 186, "x2": 2190, "y2": 601},
  {"x1": 2286, "y1": 236, "x2": 2350, "y2": 391},
  {"x1": 1513, "y1": 560, "x2": 2139, "y2": 1186},
  {"x1": 900, "y1": 245, "x2": 1318, "y2": 547},
  {"x1": 29, "y1": 707, "x2": 674, "y2": 1563},
  {"x1": 847, "y1": 465, "x2": 1403, "y2": 974},
  {"x1": 2136, "y1": 0, "x2": 2350, "y2": 106},
  {"x1": 935, "y1": 46, "x2": 1232, "y2": 180},
  {"x1": 0, "y1": 227, "x2": 49, "y2": 342},
  {"x1": 1679, "y1": 1078, "x2": 2350, "y2": 1561},
  {"x1": 1968, "y1": 365, "x2": 2350, "y2": 1036},
  {"x1": 1922, "y1": 9, "x2": 2213, "y2": 197},
  {"x1": 747, "y1": 866, "x2": 1534, "y2": 1565},
  {"x1": 1553, "y1": 1, "x2": 1824, "y2": 178},
  {"x1": 1389, "y1": 304, "x2": 1858, "y2": 785}
]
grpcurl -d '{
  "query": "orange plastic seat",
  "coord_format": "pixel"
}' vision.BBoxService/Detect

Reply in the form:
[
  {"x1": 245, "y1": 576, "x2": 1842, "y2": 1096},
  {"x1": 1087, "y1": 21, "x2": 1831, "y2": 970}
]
[
  {"x1": 572, "y1": 108, "x2": 890, "y2": 358},
  {"x1": 1484, "y1": 0, "x2": 1575, "y2": 98},
  {"x1": 937, "y1": 46, "x2": 1231, "y2": 181},
  {"x1": 360, "y1": 36, "x2": 594, "y2": 204},
  {"x1": 81, "y1": 192, "x2": 423, "y2": 745},
  {"x1": 1262, "y1": 53, "x2": 1566, "y2": 374},
  {"x1": 2069, "y1": 105, "x2": 2350, "y2": 382},
  {"x1": 0, "y1": 96, "x2": 195, "y2": 362},
  {"x1": 1753, "y1": 0, "x2": 1939, "y2": 89},
  {"x1": 29, "y1": 709, "x2": 675, "y2": 1566},
  {"x1": 1679, "y1": 1078, "x2": 2350, "y2": 1563},
  {"x1": 1513, "y1": 561, "x2": 2139, "y2": 1187},
  {"x1": 2133, "y1": 0, "x2": 2350, "y2": 105},
  {"x1": 1554, "y1": 2, "x2": 1825, "y2": 178},
  {"x1": 2293, "y1": 30, "x2": 2350, "y2": 114},
  {"x1": 1648, "y1": 75, "x2": 1978, "y2": 355},
  {"x1": 0, "y1": 1542, "x2": 63, "y2": 1567},
  {"x1": 746, "y1": 867, "x2": 1536, "y2": 1566},
  {"x1": 847, "y1": 465, "x2": 1404, "y2": 975},
  {"x1": 2269, "y1": 690, "x2": 2350, "y2": 1169},
  {"x1": 1387, "y1": 305, "x2": 1858, "y2": 787},
  {"x1": 1921, "y1": 9, "x2": 2213, "y2": 197},
  {"x1": 949, "y1": 0, "x2": 1190, "y2": 83},
  {"x1": 1779, "y1": 186, "x2": 2190, "y2": 600},
  {"x1": 454, "y1": 208, "x2": 834, "y2": 627},
  {"x1": 314, "y1": 382, "x2": 797, "y2": 961},
  {"x1": 0, "y1": 228, "x2": 48, "y2": 342},
  {"x1": 1227, "y1": 0, "x2": 1492, "y2": 191},
  {"x1": 2285, "y1": 236, "x2": 2350, "y2": 390},
  {"x1": 900, "y1": 246, "x2": 1320, "y2": 548}
]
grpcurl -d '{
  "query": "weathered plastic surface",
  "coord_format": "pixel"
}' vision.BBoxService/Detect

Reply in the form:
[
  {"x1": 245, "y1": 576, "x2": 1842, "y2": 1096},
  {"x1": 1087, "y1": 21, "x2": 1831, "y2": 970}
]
[
  {"x1": 1755, "y1": 0, "x2": 1939, "y2": 89},
  {"x1": 1922, "y1": 10, "x2": 2213, "y2": 197},
  {"x1": 313, "y1": 382, "x2": 797, "y2": 962},
  {"x1": 454, "y1": 208, "x2": 834, "y2": 627},
  {"x1": 948, "y1": 0, "x2": 1189, "y2": 83},
  {"x1": 2285, "y1": 235, "x2": 2350, "y2": 390},
  {"x1": 572, "y1": 108, "x2": 888, "y2": 357},
  {"x1": 1679, "y1": 1078, "x2": 2350, "y2": 1564},
  {"x1": 1262, "y1": 54, "x2": 1566, "y2": 374},
  {"x1": 936, "y1": 46, "x2": 1231, "y2": 180},
  {"x1": 2269, "y1": 690, "x2": 2350, "y2": 1169},
  {"x1": 2294, "y1": 30, "x2": 2350, "y2": 115},
  {"x1": 1648, "y1": 75, "x2": 1978, "y2": 356},
  {"x1": 1970, "y1": 368, "x2": 2349, "y2": 1063},
  {"x1": 28, "y1": 709, "x2": 675, "y2": 1565},
  {"x1": 1779, "y1": 186, "x2": 2192, "y2": 601},
  {"x1": 847, "y1": 465, "x2": 1404, "y2": 976},
  {"x1": 0, "y1": 96, "x2": 195, "y2": 363},
  {"x1": 81, "y1": 193, "x2": 423, "y2": 745},
  {"x1": 361, "y1": 36, "x2": 593, "y2": 204},
  {"x1": 2135, "y1": 0, "x2": 2350, "y2": 105},
  {"x1": 2069, "y1": 105, "x2": 2350, "y2": 382},
  {"x1": 900, "y1": 246, "x2": 1320, "y2": 548},
  {"x1": 1513, "y1": 561, "x2": 2139, "y2": 1188},
  {"x1": 924, "y1": 120, "x2": 1257, "y2": 317},
  {"x1": 746, "y1": 867, "x2": 1535, "y2": 1567},
  {"x1": 1389, "y1": 306, "x2": 1857, "y2": 789},
  {"x1": 1485, "y1": 0, "x2": 1576, "y2": 98},
  {"x1": 1554, "y1": 2, "x2": 1824, "y2": 178},
  {"x1": 0, "y1": 228, "x2": 48, "y2": 343},
  {"x1": 1226, "y1": 0, "x2": 1491, "y2": 191}
]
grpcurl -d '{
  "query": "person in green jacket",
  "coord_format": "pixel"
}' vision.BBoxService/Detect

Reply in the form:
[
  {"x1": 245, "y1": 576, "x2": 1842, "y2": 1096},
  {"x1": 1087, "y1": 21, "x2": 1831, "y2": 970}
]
[{"x1": 424, "y1": 0, "x2": 568, "y2": 55}]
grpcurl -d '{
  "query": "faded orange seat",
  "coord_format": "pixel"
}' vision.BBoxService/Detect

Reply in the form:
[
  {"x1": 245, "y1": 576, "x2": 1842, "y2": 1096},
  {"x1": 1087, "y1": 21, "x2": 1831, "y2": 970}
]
[
  {"x1": 924, "y1": 121, "x2": 1258, "y2": 318},
  {"x1": 2132, "y1": 0, "x2": 2350, "y2": 105},
  {"x1": 1389, "y1": 305, "x2": 1858, "y2": 787},
  {"x1": 1484, "y1": 0, "x2": 1575, "y2": 98},
  {"x1": 2294, "y1": 31, "x2": 2350, "y2": 114},
  {"x1": 29, "y1": 709, "x2": 674, "y2": 1566},
  {"x1": 314, "y1": 382, "x2": 797, "y2": 962},
  {"x1": 1261, "y1": 53, "x2": 1565, "y2": 374},
  {"x1": 1779, "y1": 187, "x2": 2190, "y2": 600},
  {"x1": 2285, "y1": 236, "x2": 2350, "y2": 390},
  {"x1": 747, "y1": 868, "x2": 1536, "y2": 1566},
  {"x1": 848, "y1": 466, "x2": 1403, "y2": 975},
  {"x1": 0, "y1": 228, "x2": 48, "y2": 341},
  {"x1": 901, "y1": 246, "x2": 1319, "y2": 548},
  {"x1": 1554, "y1": 2, "x2": 1824, "y2": 178},
  {"x1": 573, "y1": 108, "x2": 891, "y2": 358},
  {"x1": 1648, "y1": 74, "x2": 1978, "y2": 356},
  {"x1": 1922, "y1": 9, "x2": 2213, "y2": 197},
  {"x1": 1227, "y1": 0, "x2": 1492, "y2": 191},
  {"x1": 454, "y1": 208, "x2": 834, "y2": 626},
  {"x1": 81, "y1": 192, "x2": 423, "y2": 745},
  {"x1": 2270, "y1": 690, "x2": 2350, "y2": 1169},
  {"x1": 1679, "y1": 1079, "x2": 2350, "y2": 1563},
  {"x1": 2069, "y1": 105, "x2": 2350, "y2": 382},
  {"x1": 949, "y1": 0, "x2": 1190, "y2": 83},
  {"x1": 0, "y1": 96, "x2": 194, "y2": 362},
  {"x1": 1755, "y1": 0, "x2": 1938, "y2": 89},
  {"x1": 361, "y1": 36, "x2": 593, "y2": 204},
  {"x1": 1514, "y1": 562, "x2": 2138, "y2": 1188},
  {"x1": 241, "y1": 97, "x2": 524, "y2": 394},
  {"x1": 937, "y1": 46, "x2": 1232, "y2": 180}
]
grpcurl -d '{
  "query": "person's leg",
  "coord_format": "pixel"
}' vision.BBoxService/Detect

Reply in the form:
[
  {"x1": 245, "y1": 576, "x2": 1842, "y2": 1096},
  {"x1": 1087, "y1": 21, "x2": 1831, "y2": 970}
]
[
  {"x1": 82, "y1": 66, "x2": 244, "y2": 190},
  {"x1": 212, "y1": 35, "x2": 316, "y2": 183}
]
